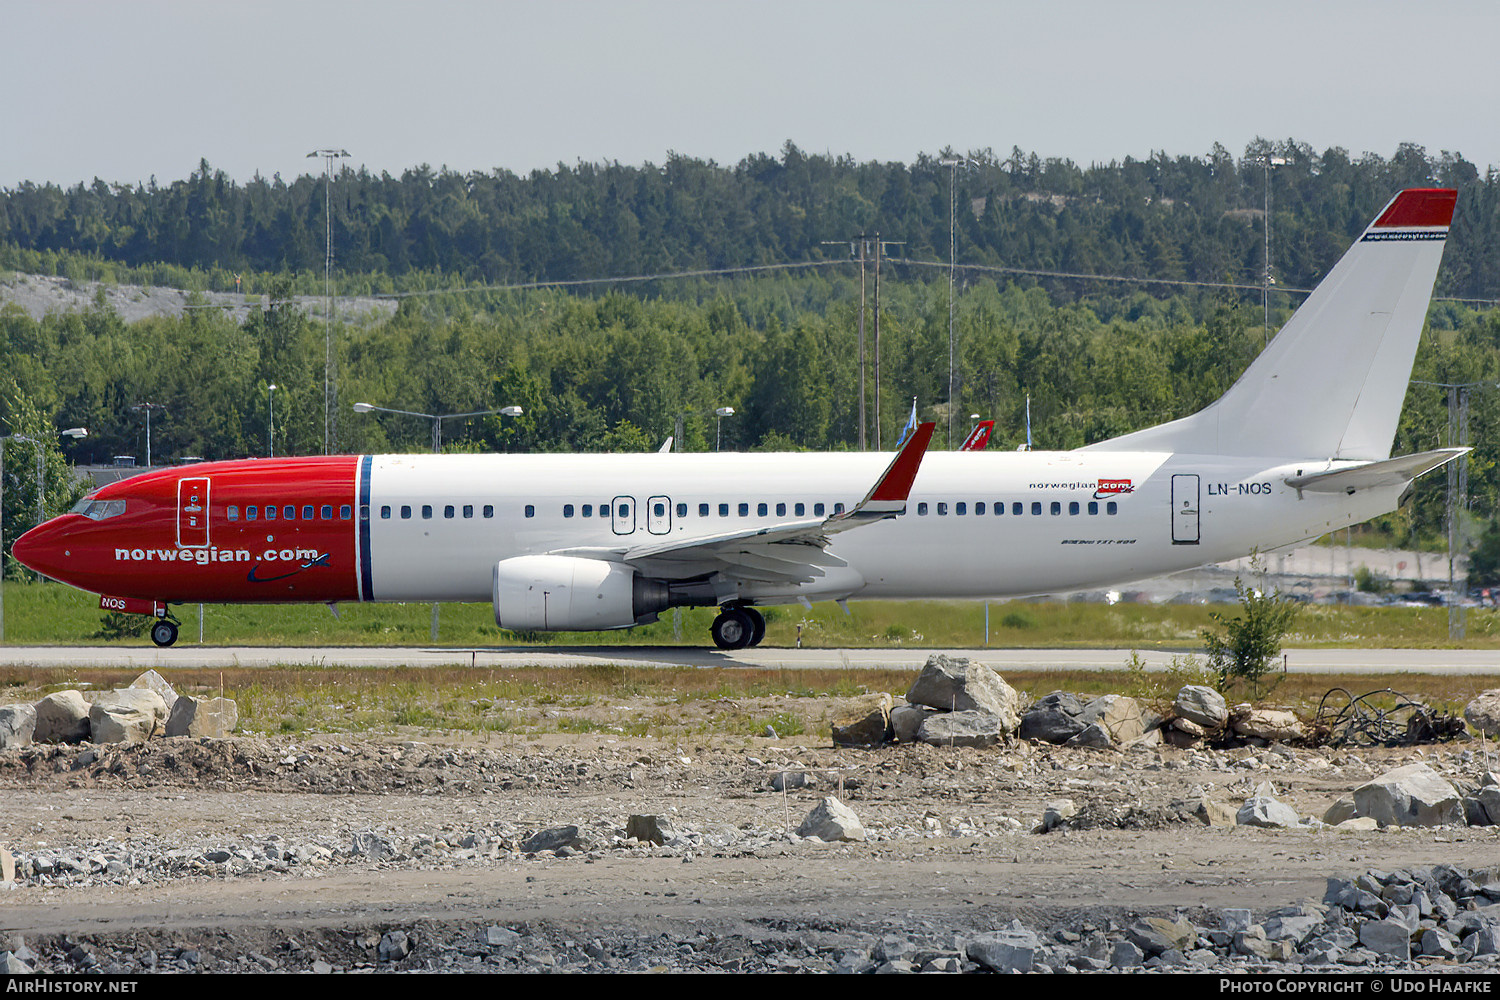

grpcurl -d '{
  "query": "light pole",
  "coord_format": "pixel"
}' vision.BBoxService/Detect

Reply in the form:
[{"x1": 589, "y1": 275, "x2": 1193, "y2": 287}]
[
  {"x1": 714, "y1": 407, "x2": 735, "y2": 452},
  {"x1": 268, "y1": 384, "x2": 277, "y2": 458},
  {"x1": 130, "y1": 402, "x2": 166, "y2": 467},
  {"x1": 939, "y1": 156, "x2": 971, "y2": 449},
  {"x1": 1261, "y1": 154, "x2": 1289, "y2": 345},
  {"x1": 352, "y1": 403, "x2": 524, "y2": 454},
  {"x1": 1, "y1": 427, "x2": 86, "y2": 640},
  {"x1": 308, "y1": 148, "x2": 350, "y2": 455}
]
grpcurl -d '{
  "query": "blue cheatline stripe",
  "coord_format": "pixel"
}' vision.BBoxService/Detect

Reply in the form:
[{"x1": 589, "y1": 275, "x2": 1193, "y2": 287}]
[{"x1": 359, "y1": 455, "x2": 374, "y2": 601}]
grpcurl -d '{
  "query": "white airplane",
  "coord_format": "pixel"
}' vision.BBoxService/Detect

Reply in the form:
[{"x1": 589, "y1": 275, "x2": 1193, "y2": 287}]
[{"x1": 14, "y1": 188, "x2": 1464, "y2": 649}]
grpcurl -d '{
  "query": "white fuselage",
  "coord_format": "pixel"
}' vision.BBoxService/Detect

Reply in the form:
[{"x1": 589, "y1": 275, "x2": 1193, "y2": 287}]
[{"x1": 363, "y1": 450, "x2": 1391, "y2": 603}]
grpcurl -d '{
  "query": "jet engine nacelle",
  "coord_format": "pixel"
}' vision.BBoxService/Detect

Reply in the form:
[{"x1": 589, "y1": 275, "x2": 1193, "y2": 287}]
[{"x1": 492, "y1": 555, "x2": 668, "y2": 631}]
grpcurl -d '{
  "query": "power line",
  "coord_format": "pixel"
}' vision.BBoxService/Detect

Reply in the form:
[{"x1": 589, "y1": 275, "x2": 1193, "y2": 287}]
[{"x1": 370, "y1": 259, "x2": 848, "y2": 299}]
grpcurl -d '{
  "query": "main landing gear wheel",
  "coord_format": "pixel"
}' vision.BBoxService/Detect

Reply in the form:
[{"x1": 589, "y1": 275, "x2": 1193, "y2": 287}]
[
  {"x1": 150, "y1": 619, "x2": 179, "y2": 648},
  {"x1": 711, "y1": 607, "x2": 756, "y2": 650},
  {"x1": 745, "y1": 607, "x2": 766, "y2": 647}
]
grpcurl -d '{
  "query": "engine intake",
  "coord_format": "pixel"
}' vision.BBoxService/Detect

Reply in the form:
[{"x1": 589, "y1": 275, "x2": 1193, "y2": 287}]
[{"x1": 492, "y1": 555, "x2": 668, "y2": 631}]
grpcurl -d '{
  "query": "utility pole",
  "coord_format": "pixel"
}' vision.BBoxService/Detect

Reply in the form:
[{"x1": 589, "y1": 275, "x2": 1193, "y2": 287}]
[
  {"x1": 1261, "y1": 154, "x2": 1288, "y2": 347},
  {"x1": 823, "y1": 236, "x2": 876, "y2": 449},
  {"x1": 308, "y1": 148, "x2": 350, "y2": 454},
  {"x1": 871, "y1": 234, "x2": 904, "y2": 449},
  {"x1": 940, "y1": 157, "x2": 969, "y2": 449}
]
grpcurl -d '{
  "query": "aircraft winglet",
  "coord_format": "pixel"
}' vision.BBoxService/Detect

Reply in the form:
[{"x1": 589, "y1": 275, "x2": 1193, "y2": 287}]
[{"x1": 839, "y1": 421, "x2": 936, "y2": 519}]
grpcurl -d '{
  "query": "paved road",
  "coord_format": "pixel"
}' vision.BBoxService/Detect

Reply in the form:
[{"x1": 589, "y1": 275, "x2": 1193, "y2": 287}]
[{"x1": 1, "y1": 644, "x2": 1498, "y2": 673}]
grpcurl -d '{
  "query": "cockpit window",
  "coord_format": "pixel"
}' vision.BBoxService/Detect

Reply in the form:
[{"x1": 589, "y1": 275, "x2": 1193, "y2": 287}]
[{"x1": 70, "y1": 498, "x2": 127, "y2": 520}]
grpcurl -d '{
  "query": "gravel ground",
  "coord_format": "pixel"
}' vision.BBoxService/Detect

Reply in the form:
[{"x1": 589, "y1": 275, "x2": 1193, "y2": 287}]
[{"x1": 4, "y1": 724, "x2": 1500, "y2": 973}]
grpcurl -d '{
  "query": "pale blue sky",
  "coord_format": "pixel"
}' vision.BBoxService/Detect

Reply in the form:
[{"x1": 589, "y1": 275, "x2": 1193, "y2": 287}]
[{"x1": 5, "y1": 0, "x2": 1498, "y2": 187}]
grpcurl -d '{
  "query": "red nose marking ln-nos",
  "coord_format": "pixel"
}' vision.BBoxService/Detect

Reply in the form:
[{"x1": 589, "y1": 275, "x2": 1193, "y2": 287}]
[{"x1": 15, "y1": 457, "x2": 363, "y2": 605}]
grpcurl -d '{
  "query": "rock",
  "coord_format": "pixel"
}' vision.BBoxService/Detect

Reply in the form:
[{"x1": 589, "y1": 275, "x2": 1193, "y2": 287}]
[
  {"x1": 164, "y1": 696, "x2": 238, "y2": 738},
  {"x1": 1018, "y1": 707, "x2": 1087, "y2": 744},
  {"x1": 1237, "y1": 795, "x2": 1301, "y2": 828},
  {"x1": 89, "y1": 689, "x2": 167, "y2": 743},
  {"x1": 1064, "y1": 722, "x2": 1114, "y2": 749},
  {"x1": 1075, "y1": 694, "x2": 1146, "y2": 744},
  {"x1": 351, "y1": 832, "x2": 396, "y2": 860},
  {"x1": 905, "y1": 655, "x2": 1021, "y2": 732},
  {"x1": 1465, "y1": 690, "x2": 1500, "y2": 735},
  {"x1": 625, "y1": 815, "x2": 674, "y2": 846},
  {"x1": 1353, "y1": 763, "x2": 1465, "y2": 828},
  {"x1": 1174, "y1": 685, "x2": 1228, "y2": 728},
  {"x1": 1126, "y1": 916, "x2": 1197, "y2": 956},
  {"x1": 1109, "y1": 939, "x2": 1145, "y2": 968},
  {"x1": 915, "y1": 709, "x2": 1004, "y2": 748},
  {"x1": 0, "y1": 951, "x2": 32, "y2": 974},
  {"x1": 830, "y1": 692, "x2": 892, "y2": 747},
  {"x1": 1323, "y1": 795, "x2": 1358, "y2": 825},
  {"x1": 796, "y1": 796, "x2": 865, "y2": 842},
  {"x1": 888, "y1": 704, "x2": 934, "y2": 743},
  {"x1": 521, "y1": 826, "x2": 581, "y2": 853},
  {"x1": 1359, "y1": 919, "x2": 1411, "y2": 960},
  {"x1": 1194, "y1": 796, "x2": 1238, "y2": 827},
  {"x1": 378, "y1": 930, "x2": 411, "y2": 962},
  {"x1": 0, "y1": 845, "x2": 13, "y2": 883},
  {"x1": 1038, "y1": 799, "x2": 1077, "y2": 832},
  {"x1": 0, "y1": 704, "x2": 36, "y2": 749},
  {"x1": 128, "y1": 670, "x2": 178, "y2": 711},
  {"x1": 769, "y1": 771, "x2": 812, "y2": 792},
  {"x1": 1230, "y1": 707, "x2": 1305, "y2": 742},
  {"x1": 966, "y1": 922, "x2": 1037, "y2": 973},
  {"x1": 33, "y1": 690, "x2": 90, "y2": 743}
]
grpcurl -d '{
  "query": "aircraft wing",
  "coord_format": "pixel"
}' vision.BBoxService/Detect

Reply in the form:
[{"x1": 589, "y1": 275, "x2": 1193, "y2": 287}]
[
  {"x1": 548, "y1": 423, "x2": 936, "y2": 586},
  {"x1": 1283, "y1": 448, "x2": 1468, "y2": 494}
]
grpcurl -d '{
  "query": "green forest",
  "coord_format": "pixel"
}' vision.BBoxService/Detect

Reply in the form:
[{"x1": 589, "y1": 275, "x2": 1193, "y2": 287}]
[{"x1": 3, "y1": 138, "x2": 1500, "y2": 571}]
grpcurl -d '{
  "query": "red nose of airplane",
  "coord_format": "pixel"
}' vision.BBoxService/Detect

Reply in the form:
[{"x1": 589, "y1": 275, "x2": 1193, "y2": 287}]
[{"x1": 12, "y1": 519, "x2": 66, "y2": 579}]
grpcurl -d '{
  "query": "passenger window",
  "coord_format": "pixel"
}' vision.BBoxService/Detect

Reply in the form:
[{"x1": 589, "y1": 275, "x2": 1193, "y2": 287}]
[
  {"x1": 814, "y1": 503, "x2": 825, "y2": 516},
  {"x1": 564, "y1": 504, "x2": 574, "y2": 518},
  {"x1": 834, "y1": 503, "x2": 845, "y2": 514},
  {"x1": 719, "y1": 503, "x2": 729, "y2": 517},
  {"x1": 340, "y1": 505, "x2": 352, "y2": 519},
  {"x1": 381, "y1": 506, "x2": 392, "y2": 519},
  {"x1": 917, "y1": 502, "x2": 929, "y2": 516},
  {"x1": 227, "y1": 506, "x2": 239, "y2": 521},
  {"x1": 1068, "y1": 502, "x2": 1079, "y2": 515},
  {"x1": 976, "y1": 502, "x2": 985, "y2": 515},
  {"x1": 795, "y1": 502, "x2": 805, "y2": 516},
  {"x1": 443, "y1": 505, "x2": 454, "y2": 519},
  {"x1": 618, "y1": 503, "x2": 629, "y2": 518},
  {"x1": 676, "y1": 503, "x2": 687, "y2": 518},
  {"x1": 246, "y1": 506, "x2": 258, "y2": 521},
  {"x1": 321, "y1": 505, "x2": 333, "y2": 520},
  {"x1": 1050, "y1": 502, "x2": 1061, "y2": 515},
  {"x1": 359, "y1": 505, "x2": 369, "y2": 521},
  {"x1": 1014, "y1": 502, "x2": 1024, "y2": 515},
  {"x1": 698, "y1": 503, "x2": 709, "y2": 517},
  {"x1": 582, "y1": 504, "x2": 592, "y2": 517},
  {"x1": 483, "y1": 505, "x2": 494, "y2": 518},
  {"x1": 937, "y1": 503, "x2": 948, "y2": 516},
  {"x1": 525, "y1": 505, "x2": 535, "y2": 518},
  {"x1": 757, "y1": 502, "x2": 767, "y2": 516},
  {"x1": 1031, "y1": 502, "x2": 1041, "y2": 515},
  {"x1": 776, "y1": 503, "x2": 786, "y2": 516},
  {"x1": 1088, "y1": 501, "x2": 1099, "y2": 515},
  {"x1": 654, "y1": 502, "x2": 666, "y2": 517},
  {"x1": 264, "y1": 506, "x2": 276, "y2": 521},
  {"x1": 1107, "y1": 502, "x2": 1118, "y2": 515},
  {"x1": 302, "y1": 505, "x2": 314, "y2": 520},
  {"x1": 401, "y1": 505, "x2": 412, "y2": 519},
  {"x1": 284, "y1": 506, "x2": 295, "y2": 520},
  {"x1": 738, "y1": 503, "x2": 749, "y2": 517},
  {"x1": 956, "y1": 502, "x2": 966, "y2": 515},
  {"x1": 422, "y1": 505, "x2": 433, "y2": 519}
]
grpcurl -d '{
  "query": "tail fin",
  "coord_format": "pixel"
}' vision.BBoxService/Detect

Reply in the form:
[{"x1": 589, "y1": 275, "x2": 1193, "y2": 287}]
[
  {"x1": 1083, "y1": 188, "x2": 1456, "y2": 460},
  {"x1": 959, "y1": 420, "x2": 994, "y2": 451}
]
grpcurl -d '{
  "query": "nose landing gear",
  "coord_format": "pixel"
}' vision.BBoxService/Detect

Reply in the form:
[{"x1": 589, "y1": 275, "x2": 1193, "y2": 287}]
[{"x1": 149, "y1": 609, "x2": 181, "y2": 647}]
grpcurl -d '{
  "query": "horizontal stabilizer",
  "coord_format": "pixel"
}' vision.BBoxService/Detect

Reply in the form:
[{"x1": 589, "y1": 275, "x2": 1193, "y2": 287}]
[{"x1": 1283, "y1": 448, "x2": 1467, "y2": 494}]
